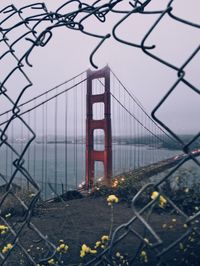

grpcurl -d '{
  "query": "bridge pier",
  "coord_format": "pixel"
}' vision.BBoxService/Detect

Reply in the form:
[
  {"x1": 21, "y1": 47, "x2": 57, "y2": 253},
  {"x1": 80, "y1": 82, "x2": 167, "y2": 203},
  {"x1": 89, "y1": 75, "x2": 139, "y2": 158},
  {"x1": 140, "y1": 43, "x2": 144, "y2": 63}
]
[{"x1": 85, "y1": 66, "x2": 112, "y2": 190}]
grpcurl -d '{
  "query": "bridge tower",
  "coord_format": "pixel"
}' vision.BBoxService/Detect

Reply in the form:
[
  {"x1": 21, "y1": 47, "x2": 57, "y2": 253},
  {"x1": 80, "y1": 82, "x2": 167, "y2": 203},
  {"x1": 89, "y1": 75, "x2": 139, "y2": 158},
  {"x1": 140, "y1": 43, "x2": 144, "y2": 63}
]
[{"x1": 86, "y1": 66, "x2": 112, "y2": 190}]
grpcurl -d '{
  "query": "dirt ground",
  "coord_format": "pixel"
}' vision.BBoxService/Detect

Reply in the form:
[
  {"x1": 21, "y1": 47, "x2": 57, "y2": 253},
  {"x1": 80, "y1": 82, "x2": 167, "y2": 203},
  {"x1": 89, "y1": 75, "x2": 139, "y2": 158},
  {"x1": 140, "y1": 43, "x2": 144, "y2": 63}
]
[{"x1": 2, "y1": 194, "x2": 200, "y2": 266}]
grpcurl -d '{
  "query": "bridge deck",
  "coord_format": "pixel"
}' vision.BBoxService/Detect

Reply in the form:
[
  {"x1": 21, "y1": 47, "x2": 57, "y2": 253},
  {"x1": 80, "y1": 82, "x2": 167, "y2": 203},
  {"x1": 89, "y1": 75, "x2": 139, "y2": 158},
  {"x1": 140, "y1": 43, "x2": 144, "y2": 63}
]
[{"x1": 114, "y1": 148, "x2": 200, "y2": 181}]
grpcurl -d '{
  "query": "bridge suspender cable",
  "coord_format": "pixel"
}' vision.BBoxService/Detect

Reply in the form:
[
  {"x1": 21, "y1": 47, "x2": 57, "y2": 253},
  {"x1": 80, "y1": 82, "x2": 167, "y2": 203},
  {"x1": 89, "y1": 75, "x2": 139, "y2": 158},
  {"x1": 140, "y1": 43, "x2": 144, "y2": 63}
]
[{"x1": 110, "y1": 69, "x2": 179, "y2": 145}]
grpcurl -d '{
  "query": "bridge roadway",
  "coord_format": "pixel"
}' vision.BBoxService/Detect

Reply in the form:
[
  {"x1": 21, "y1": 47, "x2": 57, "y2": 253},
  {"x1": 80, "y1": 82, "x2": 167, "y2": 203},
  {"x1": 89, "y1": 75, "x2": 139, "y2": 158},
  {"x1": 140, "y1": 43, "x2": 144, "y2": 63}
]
[
  {"x1": 51, "y1": 148, "x2": 200, "y2": 200},
  {"x1": 114, "y1": 148, "x2": 200, "y2": 182}
]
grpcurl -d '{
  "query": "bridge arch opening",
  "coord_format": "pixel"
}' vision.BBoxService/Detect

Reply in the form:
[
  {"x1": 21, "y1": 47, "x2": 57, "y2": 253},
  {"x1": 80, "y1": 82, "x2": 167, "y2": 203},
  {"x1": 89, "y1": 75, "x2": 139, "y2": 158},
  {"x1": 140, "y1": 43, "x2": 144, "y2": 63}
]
[
  {"x1": 94, "y1": 161, "x2": 104, "y2": 183},
  {"x1": 93, "y1": 129, "x2": 105, "y2": 151},
  {"x1": 93, "y1": 102, "x2": 105, "y2": 120},
  {"x1": 92, "y1": 78, "x2": 105, "y2": 95}
]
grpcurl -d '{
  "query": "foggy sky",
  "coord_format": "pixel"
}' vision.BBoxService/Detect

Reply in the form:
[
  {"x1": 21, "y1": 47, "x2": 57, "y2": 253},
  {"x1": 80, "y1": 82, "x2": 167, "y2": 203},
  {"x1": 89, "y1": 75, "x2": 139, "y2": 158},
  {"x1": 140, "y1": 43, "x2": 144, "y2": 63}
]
[{"x1": 0, "y1": 0, "x2": 199, "y2": 135}]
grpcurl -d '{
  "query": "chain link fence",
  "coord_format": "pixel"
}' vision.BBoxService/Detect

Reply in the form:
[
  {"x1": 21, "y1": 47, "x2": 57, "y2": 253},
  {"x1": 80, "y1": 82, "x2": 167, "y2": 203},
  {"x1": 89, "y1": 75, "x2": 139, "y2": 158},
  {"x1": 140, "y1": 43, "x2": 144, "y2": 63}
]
[{"x1": 0, "y1": 0, "x2": 199, "y2": 265}]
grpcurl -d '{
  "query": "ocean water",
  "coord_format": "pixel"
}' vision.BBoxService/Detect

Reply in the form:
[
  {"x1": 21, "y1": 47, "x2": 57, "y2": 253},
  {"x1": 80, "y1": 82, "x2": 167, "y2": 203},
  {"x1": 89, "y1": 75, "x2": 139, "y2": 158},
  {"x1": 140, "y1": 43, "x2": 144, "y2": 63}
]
[{"x1": 0, "y1": 143, "x2": 199, "y2": 199}]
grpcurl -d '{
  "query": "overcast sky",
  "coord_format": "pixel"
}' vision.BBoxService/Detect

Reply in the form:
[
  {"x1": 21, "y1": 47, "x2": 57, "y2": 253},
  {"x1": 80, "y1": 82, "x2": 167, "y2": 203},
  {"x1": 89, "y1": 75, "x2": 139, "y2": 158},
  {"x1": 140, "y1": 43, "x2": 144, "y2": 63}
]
[{"x1": 0, "y1": 0, "x2": 199, "y2": 135}]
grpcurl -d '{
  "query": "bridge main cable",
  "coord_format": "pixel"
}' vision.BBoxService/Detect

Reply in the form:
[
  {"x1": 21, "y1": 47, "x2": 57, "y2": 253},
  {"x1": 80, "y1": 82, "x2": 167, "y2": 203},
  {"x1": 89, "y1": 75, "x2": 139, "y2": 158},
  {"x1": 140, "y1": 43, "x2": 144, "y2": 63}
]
[
  {"x1": 110, "y1": 68, "x2": 180, "y2": 145},
  {"x1": 0, "y1": 73, "x2": 88, "y2": 126},
  {"x1": 0, "y1": 70, "x2": 86, "y2": 118}
]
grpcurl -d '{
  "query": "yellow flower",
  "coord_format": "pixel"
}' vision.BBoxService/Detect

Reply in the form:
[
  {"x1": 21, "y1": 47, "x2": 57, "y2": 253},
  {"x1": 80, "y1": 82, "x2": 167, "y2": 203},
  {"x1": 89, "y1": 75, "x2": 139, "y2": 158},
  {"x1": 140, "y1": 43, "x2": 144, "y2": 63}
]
[
  {"x1": 151, "y1": 191, "x2": 167, "y2": 208},
  {"x1": 140, "y1": 250, "x2": 148, "y2": 263},
  {"x1": 59, "y1": 244, "x2": 65, "y2": 249},
  {"x1": 90, "y1": 249, "x2": 97, "y2": 254},
  {"x1": 0, "y1": 225, "x2": 9, "y2": 235},
  {"x1": 81, "y1": 244, "x2": 90, "y2": 253},
  {"x1": 7, "y1": 243, "x2": 12, "y2": 249},
  {"x1": 56, "y1": 241, "x2": 69, "y2": 253},
  {"x1": 141, "y1": 251, "x2": 146, "y2": 256},
  {"x1": 159, "y1": 195, "x2": 167, "y2": 208},
  {"x1": 80, "y1": 250, "x2": 85, "y2": 258},
  {"x1": 48, "y1": 258, "x2": 55, "y2": 265},
  {"x1": 2, "y1": 243, "x2": 13, "y2": 254},
  {"x1": 107, "y1": 195, "x2": 119, "y2": 204},
  {"x1": 101, "y1": 235, "x2": 109, "y2": 243},
  {"x1": 64, "y1": 245, "x2": 68, "y2": 252},
  {"x1": 80, "y1": 243, "x2": 92, "y2": 258},
  {"x1": 151, "y1": 191, "x2": 159, "y2": 200},
  {"x1": 80, "y1": 243, "x2": 98, "y2": 257},
  {"x1": 94, "y1": 241, "x2": 101, "y2": 249},
  {"x1": 0, "y1": 225, "x2": 7, "y2": 230},
  {"x1": 2, "y1": 247, "x2": 7, "y2": 254}
]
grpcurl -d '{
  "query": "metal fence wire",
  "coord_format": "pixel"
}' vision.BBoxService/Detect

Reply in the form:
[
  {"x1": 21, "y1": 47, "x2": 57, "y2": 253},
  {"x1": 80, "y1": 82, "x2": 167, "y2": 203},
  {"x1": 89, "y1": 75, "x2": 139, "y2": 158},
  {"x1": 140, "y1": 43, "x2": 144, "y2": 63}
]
[{"x1": 0, "y1": 0, "x2": 199, "y2": 265}]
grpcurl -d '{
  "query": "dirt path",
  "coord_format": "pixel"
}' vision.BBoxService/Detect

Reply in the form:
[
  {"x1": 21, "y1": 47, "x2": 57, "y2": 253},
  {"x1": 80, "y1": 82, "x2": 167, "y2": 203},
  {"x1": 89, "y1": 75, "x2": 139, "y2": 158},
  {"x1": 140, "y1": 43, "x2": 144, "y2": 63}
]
[{"x1": 5, "y1": 196, "x2": 198, "y2": 265}]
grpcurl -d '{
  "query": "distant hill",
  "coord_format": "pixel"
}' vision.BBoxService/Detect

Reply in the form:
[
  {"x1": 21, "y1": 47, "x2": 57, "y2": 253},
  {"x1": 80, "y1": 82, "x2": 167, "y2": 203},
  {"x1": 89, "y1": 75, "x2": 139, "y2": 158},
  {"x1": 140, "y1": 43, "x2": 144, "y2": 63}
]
[{"x1": 160, "y1": 134, "x2": 200, "y2": 150}]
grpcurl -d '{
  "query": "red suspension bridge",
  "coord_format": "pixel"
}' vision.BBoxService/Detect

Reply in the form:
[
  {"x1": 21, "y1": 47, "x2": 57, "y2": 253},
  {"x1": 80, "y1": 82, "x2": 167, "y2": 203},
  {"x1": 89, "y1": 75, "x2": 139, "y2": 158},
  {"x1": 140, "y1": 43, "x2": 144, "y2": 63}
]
[{"x1": 0, "y1": 66, "x2": 187, "y2": 198}]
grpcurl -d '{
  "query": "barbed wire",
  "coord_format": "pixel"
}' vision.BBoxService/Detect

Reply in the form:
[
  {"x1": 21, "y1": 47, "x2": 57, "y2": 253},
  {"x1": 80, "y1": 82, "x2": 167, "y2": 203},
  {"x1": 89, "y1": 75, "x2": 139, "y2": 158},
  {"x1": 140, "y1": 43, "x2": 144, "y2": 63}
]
[{"x1": 0, "y1": 0, "x2": 199, "y2": 265}]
